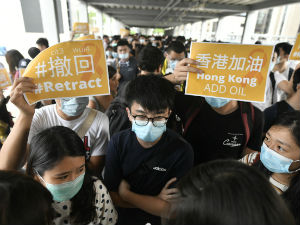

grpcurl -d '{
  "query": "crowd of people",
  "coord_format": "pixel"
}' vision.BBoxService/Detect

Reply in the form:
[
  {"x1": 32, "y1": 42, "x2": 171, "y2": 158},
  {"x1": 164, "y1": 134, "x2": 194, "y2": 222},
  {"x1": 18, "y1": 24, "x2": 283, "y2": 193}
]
[{"x1": 0, "y1": 33, "x2": 299, "y2": 225}]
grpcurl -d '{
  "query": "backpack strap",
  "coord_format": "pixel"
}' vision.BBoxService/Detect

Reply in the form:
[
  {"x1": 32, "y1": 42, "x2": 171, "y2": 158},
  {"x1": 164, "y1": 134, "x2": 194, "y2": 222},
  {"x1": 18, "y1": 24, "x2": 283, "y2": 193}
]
[
  {"x1": 183, "y1": 99, "x2": 204, "y2": 136},
  {"x1": 239, "y1": 102, "x2": 255, "y2": 149},
  {"x1": 269, "y1": 72, "x2": 276, "y2": 104},
  {"x1": 288, "y1": 68, "x2": 294, "y2": 81},
  {"x1": 77, "y1": 109, "x2": 97, "y2": 139}
]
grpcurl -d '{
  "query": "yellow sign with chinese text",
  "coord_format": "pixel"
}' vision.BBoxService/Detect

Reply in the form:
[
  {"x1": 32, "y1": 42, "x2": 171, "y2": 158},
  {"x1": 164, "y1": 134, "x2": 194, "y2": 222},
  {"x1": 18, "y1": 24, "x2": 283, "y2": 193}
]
[
  {"x1": 186, "y1": 42, "x2": 274, "y2": 102},
  {"x1": 73, "y1": 22, "x2": 89, "y2": 34},
  {"x1": 75, "y1": 34, "x2": 95, "y2": 41},
  {"x1": 0, "y1": 68, "x2": 12, "y2": 89},
  {"x1": 289, "y1": 33, "x2": 300, "y2": 60},
  {"x1": 22, "y1": 40, "x2": 109, "y2": 105}
]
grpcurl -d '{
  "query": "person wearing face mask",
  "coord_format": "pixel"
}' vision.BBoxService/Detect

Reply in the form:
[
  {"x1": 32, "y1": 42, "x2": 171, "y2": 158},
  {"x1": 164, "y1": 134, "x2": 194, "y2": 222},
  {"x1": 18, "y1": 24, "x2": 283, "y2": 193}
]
[
  {"x1": 271, "y1": 42, "x2": 294, "y2": 103},
  {"x1": 0, "y1": 125, "x2": 117, "y2": 225},
  {"x1": 104, "y1": 75, "x2": 193, "y2": 225},
  {"x1": 105, "y1": 46, "x2": 118, "y2": 69},
  {"x1": 172, "y1": 58, "x2": 264, "y2": 166},
  {"x1": 117, "y1": 39, "x2": 139, "y2": 91},
  {"x1": 241, "y1": 111, "x2": 300, "y2": 225},
  {"x1": 4, "y1": 77, "x2": 110, "y2": 176}
]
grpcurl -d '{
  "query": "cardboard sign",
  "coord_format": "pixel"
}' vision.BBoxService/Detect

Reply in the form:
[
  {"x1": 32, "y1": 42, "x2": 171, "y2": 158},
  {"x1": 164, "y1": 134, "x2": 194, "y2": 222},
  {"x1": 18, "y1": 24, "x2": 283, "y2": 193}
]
[
  {"x1": 75, "y1": 34, "x2": 95, "y2": 41},
  {"x1": 0, "y1": 68, "x2": 12, "y2": 89},
  {"x1": 73, "y1": 22, "x2": 89, "y2": 34},
  {"x1": 186, "y1": 42, "x2": 274, "y2": 103},
  {"x1": 22, "y1": 40, "x2": 110, "y2": 105},
  {"x1": 289, "y1": 33, "x2": 300, "y2": 60}
]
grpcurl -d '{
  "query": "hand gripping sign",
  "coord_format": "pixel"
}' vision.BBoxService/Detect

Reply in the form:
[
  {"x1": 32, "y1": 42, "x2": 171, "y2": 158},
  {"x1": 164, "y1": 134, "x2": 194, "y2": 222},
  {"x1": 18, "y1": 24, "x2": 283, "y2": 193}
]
[
  {"x1": 0, "y1": 67, "x2": 12, "y2": 89},
  {"x1": 289, "y1": 33, "x2": 300, "y2": 61},
  {"x1": 186, "y1": 42, "x2": 274, "y2": 103},
  {"x1": 73, "y1": 22, "x2": 89, "y2": 34},
  {"x1": 22, "y1": 40, "x2": 110, "y2": 105}
]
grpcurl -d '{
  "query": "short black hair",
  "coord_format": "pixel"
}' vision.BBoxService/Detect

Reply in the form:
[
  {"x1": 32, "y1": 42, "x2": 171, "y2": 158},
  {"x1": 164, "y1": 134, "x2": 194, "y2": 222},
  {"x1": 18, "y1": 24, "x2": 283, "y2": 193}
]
[
  {"x1": 103, "y1": 35, "x2": 109, "y2": 39},
  {"x1": 125, "y1": 75, "x2": 175, "y2": 113},
  {"x1": 293, "y1": 68, "x2": 300, "y2": 92},
  {"x1": 28, "y1": 47, "x2": 40, "y2": 59},
  {"x1": 137, "y1": 46, "x2": 164, "y2": 72},
  {"x1": 166, "y1": 41, "x2": 185, "y2": 54},
  {"x1": 117, "y1": 39, "x2": 130, "y2": 48},
  {"x1": 276, "y1": 42, "x2": 293, "y2": 55},
  {"x1": 36, "y1": 38, "x2": 49, "y2": 48},
  {"x1": 176, "y1": 36, "x2": 186, "y2": 44}
]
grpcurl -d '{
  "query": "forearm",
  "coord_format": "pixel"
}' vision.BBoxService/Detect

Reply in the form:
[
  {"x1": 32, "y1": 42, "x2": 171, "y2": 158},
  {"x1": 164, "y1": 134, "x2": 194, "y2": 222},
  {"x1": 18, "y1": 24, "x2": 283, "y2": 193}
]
[
  {"x1": 122, "y1": 191, "x2": 170, "y2": 217},
  {"x1": 164, "y1": 74, "x2": 181, "y2": 84},
  {"x1": 110, "y1": 191, "x2": 135, "y2": 208},
  {"x1": 0, "y1": 113, "x2": 32, "y2": 170},
  {"x1": 278, "y1": 80, "x2": 293, "y2": 96}
]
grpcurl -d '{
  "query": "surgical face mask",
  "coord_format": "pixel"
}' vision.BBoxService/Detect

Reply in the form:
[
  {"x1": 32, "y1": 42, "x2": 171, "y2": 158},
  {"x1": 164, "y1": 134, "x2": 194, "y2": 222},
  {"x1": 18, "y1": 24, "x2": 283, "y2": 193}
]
[
  {"x1": 119, "y1": 52, "x2": 129, "y2": 60},
  {"x1": 112, "y1": 52, "x2": 118, "y2": 59},
  {"x1": 37, "y1": 172, "x2": 85, "y2": 202},
  {"x1": 132, "y1": 121, "x2": 166, "y2": 142},
  {"x1": 260, "y1": 143, "x2": 300, "y2": 174},
  {"x1": 205, "y1": 97, "x2": 231, "y2": 108},
  {"x1": 60, "y1": 97, "x2": 89, "y2": 117},
  {"x1": 105, "y1": 51, "x2": 112, "y2": 57},
  {"x1": 140, "y1": 39, "x2": 145, "y2": 44},
  {"x1": 169, "y1": 60, "x2": 179, "y2": 71},
  {"x1": 111, "y1": 43, "x2": 117, "y2": 47},
  {"x1": 128, "y1": 37, "x2": 133, "y2": 42}
]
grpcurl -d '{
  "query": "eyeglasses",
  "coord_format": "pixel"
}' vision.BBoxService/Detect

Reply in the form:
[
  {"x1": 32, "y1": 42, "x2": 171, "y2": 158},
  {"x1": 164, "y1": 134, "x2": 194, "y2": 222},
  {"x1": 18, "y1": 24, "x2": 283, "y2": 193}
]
[{"x1": 130, "y1": 114, "x2": 168, "y2": 127}]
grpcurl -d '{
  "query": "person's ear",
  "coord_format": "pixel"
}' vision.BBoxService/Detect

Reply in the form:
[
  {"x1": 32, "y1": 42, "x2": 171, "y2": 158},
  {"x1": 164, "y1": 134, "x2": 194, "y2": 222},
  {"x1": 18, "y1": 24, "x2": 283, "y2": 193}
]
[{"x1": 126, "y1": 107, "x2": 133, "y2": 122}]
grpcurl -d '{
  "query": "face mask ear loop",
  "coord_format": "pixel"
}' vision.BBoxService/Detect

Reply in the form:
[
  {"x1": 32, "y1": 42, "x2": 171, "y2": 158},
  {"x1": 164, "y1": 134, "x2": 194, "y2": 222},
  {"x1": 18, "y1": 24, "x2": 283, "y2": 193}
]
[{"x1": 34, "y1": 169, "x2": 47, "y2": 183}]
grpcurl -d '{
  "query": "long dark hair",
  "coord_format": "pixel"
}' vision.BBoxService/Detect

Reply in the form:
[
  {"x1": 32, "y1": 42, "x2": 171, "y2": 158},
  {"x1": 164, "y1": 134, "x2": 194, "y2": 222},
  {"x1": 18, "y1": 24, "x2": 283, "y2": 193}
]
[
  {"x1": 5, "y1": 49, "x2": 24, "y2": 75},
  {"x1": 165, "y1": 160, "x2": 295, "y2": 225},
  {"x1": 26, "y1": 126, "x2": 96, "y2": 225},
  {"x1": 254, "y1": 111, "x2": 300, "y2": 224},
  {"x1": 0, "y1": 170, "x2": 53, "y2": 225}
]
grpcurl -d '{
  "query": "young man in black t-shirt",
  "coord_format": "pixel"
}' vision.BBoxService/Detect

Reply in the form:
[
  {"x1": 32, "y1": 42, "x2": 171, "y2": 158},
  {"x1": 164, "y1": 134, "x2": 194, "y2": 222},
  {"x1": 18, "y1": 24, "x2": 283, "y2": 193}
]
[
  {"x1": 104, "y1": 75, "x2": 193, "y2": 225},
  {"x1": 173, "y1": 58, "x2": 264, "y2": 165}
]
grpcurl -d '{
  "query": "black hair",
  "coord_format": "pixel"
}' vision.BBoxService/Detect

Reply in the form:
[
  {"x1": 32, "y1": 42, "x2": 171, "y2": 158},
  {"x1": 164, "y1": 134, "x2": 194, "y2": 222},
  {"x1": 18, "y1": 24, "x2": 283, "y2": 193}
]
[
  {"x1": 103, "y1": 35, "x2": 109, "y2": 39},
  {"x1": 137, "y1": 46, "x2": 164, "y2": 72},
  {"x1": 18, "y1": 58, "x2": 31, "y2": 69},
  {"x1": 5, "y1": 49, "x2": 24, "y2": 75},
  {"x1": 255, "y1": 40, "x2": 262, "y2": 44},
  {"x1": 165, "y1": 160, "x2": 295, "y2": 225},
  {"x1": 253, "y1": 111, "x2": 300, "y2": 225},
  {"x1": 166, "y1": 41, "x2": 185, "y2": 54},
  {"x1": 276, "y1": 42, "x2": 293, "y2": 55},
  {"x1": 0, "y1": 170, "x2": 54, "y2": 225},
  {"x1": 125, "y1": 75, "x2": 175, "y2": 113},
  {"x1": 176, "y1": 36, "x2": 186, "y2": 44},
  {"x1": 292, "y1": 67, "x2": 300, "y2": 92},
  {"x1": 107, "y1": 65, "x2": 117, "y2": 79},
  {"x1": 26, "y1": 126, "x2": 96, "y2": 225},
  {"x1": 36, "y1": 38, "x2": 49, "y2": 48},
  {"x1": 117, "y1": 39, "x2": 130, "y2": 48},
  {"x1": 28, "y1": 47, "x2": 41, "y2": 59}
]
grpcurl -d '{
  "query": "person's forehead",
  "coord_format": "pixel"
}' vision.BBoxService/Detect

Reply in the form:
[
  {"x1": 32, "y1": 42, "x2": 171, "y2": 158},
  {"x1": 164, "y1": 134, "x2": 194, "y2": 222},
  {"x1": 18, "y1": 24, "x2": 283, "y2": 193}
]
[
  {"x1": 169, "y1": 50, "x2": 185, "y2": 59},
  {"x1": 118, "y1": 45, "x2": 129, "y2": 50},
  {"x1": 131, "y1": 102, "x2": 168, "y2": 115}
]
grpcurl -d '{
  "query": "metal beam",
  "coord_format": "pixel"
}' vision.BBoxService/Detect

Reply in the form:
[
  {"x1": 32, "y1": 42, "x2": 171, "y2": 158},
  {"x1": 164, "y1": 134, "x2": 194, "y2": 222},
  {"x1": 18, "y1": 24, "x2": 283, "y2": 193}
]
[
  {"x1": 250, "y1": 0, "x2": 300, "y2": 11},
  {"x1": 86, "y1": 0, "x2": 249, "y2": 11},
  {"x1": 97, "y1": 8, "x2": 219, "y2": 18}
]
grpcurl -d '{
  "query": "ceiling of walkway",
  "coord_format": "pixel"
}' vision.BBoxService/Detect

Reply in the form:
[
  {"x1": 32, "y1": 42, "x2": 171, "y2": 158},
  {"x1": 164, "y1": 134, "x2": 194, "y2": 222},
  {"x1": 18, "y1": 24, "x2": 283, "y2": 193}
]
[{"x1": 85, "y1": 0, "x2": 300, "y2": 28}]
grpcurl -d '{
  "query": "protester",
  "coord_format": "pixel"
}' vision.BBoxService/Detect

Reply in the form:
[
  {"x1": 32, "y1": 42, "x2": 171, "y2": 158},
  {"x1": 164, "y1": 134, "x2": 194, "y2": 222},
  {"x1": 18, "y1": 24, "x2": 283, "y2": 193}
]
[
  {"x1": 36, "y1": 38, "x2": 49, "y2": 51},
  {"x1": 165, "y1": 160, "x2": 296, "y2": 225},
  {"x1": 5, "y1": 49, "x2": 24, "y2": 81}
]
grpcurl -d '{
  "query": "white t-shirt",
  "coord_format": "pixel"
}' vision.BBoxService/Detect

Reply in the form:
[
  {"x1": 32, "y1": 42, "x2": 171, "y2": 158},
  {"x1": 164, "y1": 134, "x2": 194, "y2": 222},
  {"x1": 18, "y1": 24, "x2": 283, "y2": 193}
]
[
  {"x1": 28, "y1": 104, "x2": 109, "y2": 159},
  {"x1": 52, "y1": 179, "x2": 117, "y2": 225},
  {"x1": 273, "y1": 70, "x2": 288, "y2": 103},
  {"x1": 253, "y1": 75, "x2": 273, "y2": 111}
]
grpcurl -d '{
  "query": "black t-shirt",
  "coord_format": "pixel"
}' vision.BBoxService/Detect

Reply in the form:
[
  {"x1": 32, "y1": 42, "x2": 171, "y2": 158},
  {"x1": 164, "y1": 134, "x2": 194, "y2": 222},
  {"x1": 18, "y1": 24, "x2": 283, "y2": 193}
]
[
  {"x1": 263, "y1": 100, "x2": 295, "y2": 133},
  {"x1": 119, "y1": 57, "x2": 139, "y2": 90},
  {"x1": 104, "y1": 128, "x2": 193, "y2": 225},
  {"x1": 174, "y1": 93, "x2": 263, "y2": 165}
]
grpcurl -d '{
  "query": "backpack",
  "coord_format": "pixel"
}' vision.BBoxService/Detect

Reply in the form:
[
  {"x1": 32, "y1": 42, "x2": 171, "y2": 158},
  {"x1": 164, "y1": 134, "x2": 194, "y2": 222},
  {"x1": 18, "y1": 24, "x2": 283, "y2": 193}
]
[{"x1": 183, "y1": 100, "x2": 255, "y2": 149}]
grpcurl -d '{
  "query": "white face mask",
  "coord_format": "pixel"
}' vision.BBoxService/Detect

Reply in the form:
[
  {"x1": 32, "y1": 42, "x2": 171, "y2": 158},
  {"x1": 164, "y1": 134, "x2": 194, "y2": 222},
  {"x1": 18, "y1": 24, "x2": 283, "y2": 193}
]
[{"x1": 276, "y1": 56, "x2": 281, "y2": 65}]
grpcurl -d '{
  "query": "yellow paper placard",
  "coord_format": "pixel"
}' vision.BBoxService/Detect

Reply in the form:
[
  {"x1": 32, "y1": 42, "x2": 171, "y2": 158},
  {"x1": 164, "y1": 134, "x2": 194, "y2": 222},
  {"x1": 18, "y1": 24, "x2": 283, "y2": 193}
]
[
  {"x1": 22, "y1": 40, "x2": 109, "y2": 105},
  {"x1": 120, "y1": 28, "x2": 130, "y2": 37},
  {"x1": 289, "y1": 33, "x2": 300, "y2": 60},
  {"x1": 75, "y1": 34, "x2": 95, "y2": 41},
  {"x1": 92, "y1": 27, "x2": 99, "y2": 33},
  {"x1": 0, "y1": 68, "x2": 12, "y2": 89},
  {"x1": 186, "y1": 42, "x2": 274, "y2": 103},
  {"x1": 73, "y1": 22, "x2": 89, "y2": 34}
]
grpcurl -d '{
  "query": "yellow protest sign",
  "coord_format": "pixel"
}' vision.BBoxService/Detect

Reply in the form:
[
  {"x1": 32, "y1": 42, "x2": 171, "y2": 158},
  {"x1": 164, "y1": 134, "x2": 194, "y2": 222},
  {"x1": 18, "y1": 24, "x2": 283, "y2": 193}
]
[
  {"x1": 75, "y1": 34, "x2": 95, "y2": 41},
  {"x1": 186, "y1": 42, "x2": 274, "y2": 103},
  {"x1": 22, "y1": 40, "x2": 109, "y2": 105},
  {"x1": 289, "y1": 33, "x2": 300, "y2": 60},
  {"x1": 73, "y1": 22, "x2": 89, "y2": 34},
  {"x1": 120, "y1": 28, "x2": 130, "y2": 37},
  {"x1": 0, "y1": 68, "x2": 12, "y2": 89}
]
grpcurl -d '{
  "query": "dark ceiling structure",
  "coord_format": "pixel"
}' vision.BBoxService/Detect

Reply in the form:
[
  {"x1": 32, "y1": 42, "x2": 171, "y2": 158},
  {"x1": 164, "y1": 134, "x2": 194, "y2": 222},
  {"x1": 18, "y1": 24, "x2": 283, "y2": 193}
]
[{"x1": 85, "y1": 0, "x2": 299, "y2": 28}]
